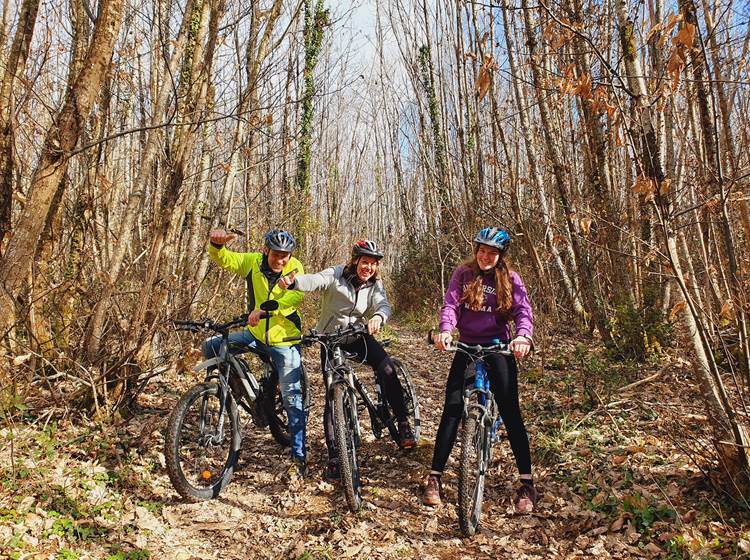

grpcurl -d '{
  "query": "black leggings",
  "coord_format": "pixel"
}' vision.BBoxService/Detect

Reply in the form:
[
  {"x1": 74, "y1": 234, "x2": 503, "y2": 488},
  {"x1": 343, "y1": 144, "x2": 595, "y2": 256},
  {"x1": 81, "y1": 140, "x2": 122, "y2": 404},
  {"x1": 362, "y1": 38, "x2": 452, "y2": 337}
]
[
  {"x1": 430, "y1": 350, "x2": 532, "y2": 476},
  {"x1": 321, "y1": 333, "x2": 407, "y2": 460}
]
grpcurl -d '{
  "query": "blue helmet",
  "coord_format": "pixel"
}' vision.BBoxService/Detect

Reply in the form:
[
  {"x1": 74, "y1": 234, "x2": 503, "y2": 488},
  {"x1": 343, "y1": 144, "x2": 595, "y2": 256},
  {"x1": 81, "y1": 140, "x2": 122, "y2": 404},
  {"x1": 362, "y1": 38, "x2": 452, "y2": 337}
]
[
  {"x1": 264, "y1": 229, "x2": 296, "y2": 252},
  {"x1": 474, "y1": 227, "x2": 510, "y2": 251}
]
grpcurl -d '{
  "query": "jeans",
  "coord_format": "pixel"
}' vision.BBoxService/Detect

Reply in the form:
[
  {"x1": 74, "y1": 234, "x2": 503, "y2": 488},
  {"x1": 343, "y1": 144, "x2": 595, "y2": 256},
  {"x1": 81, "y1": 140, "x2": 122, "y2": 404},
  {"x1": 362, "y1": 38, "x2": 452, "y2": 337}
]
[{"x1": 202, "y1": 329, "x2": 306, "y2": 461}]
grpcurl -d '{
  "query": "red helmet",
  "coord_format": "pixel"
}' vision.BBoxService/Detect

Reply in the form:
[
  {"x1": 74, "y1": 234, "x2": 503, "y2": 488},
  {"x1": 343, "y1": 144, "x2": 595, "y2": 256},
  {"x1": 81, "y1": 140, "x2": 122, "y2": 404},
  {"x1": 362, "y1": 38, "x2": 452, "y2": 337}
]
[{"x1": 352, "y1": 239, "x2": 384, "y2": 260}]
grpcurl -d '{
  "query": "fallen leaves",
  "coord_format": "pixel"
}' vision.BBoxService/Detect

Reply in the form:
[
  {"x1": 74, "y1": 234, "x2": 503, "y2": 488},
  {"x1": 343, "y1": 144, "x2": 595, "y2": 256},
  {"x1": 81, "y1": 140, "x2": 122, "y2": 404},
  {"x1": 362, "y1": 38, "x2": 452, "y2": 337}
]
[{"x1": 3, "y1": 329, "x2": 746, "y2": 560}]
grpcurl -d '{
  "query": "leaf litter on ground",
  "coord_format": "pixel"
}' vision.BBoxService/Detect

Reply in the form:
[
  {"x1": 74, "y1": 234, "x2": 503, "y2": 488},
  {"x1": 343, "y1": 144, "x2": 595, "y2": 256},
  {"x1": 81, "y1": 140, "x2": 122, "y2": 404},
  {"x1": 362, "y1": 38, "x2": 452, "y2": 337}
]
[{"x1": 1, "y1": 325, "x2": 748, "y2": 559}]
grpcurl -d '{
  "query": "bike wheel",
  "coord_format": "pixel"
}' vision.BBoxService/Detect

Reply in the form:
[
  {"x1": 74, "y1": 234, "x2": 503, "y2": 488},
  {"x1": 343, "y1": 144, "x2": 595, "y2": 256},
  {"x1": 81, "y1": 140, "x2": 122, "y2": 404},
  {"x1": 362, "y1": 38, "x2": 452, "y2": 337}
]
[
  {"x1": 392, "y1": 358, "x2": 421, "y2": 444},
  {"x1": 262, "y1": 367, "x2": 291, "y2": 447},
  {"x1": 165, "y1": 382, "x2": 241, "y2": 501},
  {"x1": 332, "y1": 382, "x2": 362, "y2": 511},
  {"x1": 458, "y1": 408, "x2": 489, "y2": 536}
]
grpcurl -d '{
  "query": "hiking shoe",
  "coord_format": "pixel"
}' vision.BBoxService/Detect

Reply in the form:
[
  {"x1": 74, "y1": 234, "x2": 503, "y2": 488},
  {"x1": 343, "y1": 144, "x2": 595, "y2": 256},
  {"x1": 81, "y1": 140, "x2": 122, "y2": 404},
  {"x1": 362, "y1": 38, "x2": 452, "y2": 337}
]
[
  {"x1": 288, "y1": 457, "x2": 307, "y2": 480},
  {"x1": 398, "y1": 421, "x2": 416, "y2": 449},
  {"x1": 514, "y1": 483, "x2": 538, "y2": 514},
  {"x1": 422, "y1": 474, "x2": 442, "y2": 506},
  {"x1": 324, "y1": 459, "x2": 340, "y2": 481}
]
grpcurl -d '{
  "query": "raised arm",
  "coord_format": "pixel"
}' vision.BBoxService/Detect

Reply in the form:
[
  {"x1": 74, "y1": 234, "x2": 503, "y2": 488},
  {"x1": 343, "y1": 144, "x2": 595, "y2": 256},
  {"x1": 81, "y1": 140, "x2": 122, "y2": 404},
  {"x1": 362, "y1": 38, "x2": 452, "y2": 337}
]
[{"x1": 207, "y1": 229, "x2": 253, "y2": 277}]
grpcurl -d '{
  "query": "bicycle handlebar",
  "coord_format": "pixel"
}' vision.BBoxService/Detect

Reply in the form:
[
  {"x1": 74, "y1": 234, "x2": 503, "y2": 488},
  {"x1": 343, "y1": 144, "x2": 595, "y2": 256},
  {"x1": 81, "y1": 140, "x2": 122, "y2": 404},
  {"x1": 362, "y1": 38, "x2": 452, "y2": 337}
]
[
  {"x1": 450, "y1": 341, "x2": 512, "y2": 355},
  {"x1": 427, "y1": 329, "x2": 512, "y2": 355},
  {"x1": 282, "y1": 322, "x2": 368, "y2": 345}
]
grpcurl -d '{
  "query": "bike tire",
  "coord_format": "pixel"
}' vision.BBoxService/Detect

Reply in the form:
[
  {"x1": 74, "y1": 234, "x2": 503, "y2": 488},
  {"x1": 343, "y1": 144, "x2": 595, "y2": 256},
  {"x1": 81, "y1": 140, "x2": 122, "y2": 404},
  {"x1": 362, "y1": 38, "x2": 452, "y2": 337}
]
[
  {"x1": 332, "y1": 382, "x2": 362, "y2": 512},
  {"x1": 262, "y1": 367, "x2": 291, "y2": 447},
  {"x1": 165, "y1": 382, "x2": 241, "y2": 501},
  {"x1": 392, "y1": 358, "x2": 421, "y2": 445},
  {"x1": 458, "y1": 408, "x2": 488, "y2": 536}
]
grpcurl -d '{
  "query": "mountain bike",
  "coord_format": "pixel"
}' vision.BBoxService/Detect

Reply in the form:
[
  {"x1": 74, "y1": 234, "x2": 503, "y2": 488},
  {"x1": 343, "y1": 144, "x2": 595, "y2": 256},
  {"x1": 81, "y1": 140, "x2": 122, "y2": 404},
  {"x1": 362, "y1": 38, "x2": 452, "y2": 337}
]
[
  {"x1": 429, "y1": 332, "x2": 512, "y2": 536},
  {"x1": 289, "y1": 323, "x2": 420, "y2": 511},
  {"x1": 165, "y1": 313, "x2": 307, "y2": 500}
]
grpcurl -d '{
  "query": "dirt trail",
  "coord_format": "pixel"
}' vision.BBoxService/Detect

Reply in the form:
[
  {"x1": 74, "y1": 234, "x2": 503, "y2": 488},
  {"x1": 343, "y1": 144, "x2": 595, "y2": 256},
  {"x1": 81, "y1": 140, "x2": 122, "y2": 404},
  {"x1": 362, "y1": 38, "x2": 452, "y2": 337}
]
[
  {"x1": 4, "y1": 326, "x2": 727, "y2": 559},
  {"x1": 134, "y1": 329, "x2": 666, "y2": 560}
]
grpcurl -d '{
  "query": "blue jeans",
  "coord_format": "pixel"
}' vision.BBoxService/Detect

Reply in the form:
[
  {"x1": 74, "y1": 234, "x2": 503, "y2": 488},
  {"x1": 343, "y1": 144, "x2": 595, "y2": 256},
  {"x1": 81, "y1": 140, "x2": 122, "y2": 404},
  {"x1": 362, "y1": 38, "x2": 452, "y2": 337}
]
[{"x1": 202, "y1": 329, "x2": 306, "y2": 462}]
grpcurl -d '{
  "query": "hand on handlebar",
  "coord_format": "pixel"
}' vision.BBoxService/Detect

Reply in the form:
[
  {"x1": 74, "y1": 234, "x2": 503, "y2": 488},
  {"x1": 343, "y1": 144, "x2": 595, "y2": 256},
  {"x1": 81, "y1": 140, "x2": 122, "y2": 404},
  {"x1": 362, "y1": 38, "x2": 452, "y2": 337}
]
[
  {"x1": 509, "y1": 336, "x2": 531, "y2": 359},
  {"x1": 247, "y1": 309, "x2": 266, "y2": 327},
  {"x1": 368, "y1": 315, "x2": 383, "y2": 335},
  {"x1": 435, "y1": 331, "x2": 453, "y2": 351}
]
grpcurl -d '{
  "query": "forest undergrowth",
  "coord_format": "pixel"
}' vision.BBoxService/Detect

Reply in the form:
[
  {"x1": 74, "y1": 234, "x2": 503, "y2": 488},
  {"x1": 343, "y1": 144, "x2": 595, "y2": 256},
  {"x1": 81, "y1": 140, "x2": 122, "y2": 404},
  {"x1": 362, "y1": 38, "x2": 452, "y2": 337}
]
[{"x1": 2, "y1": 322, "x2": 749, "y2": 560}]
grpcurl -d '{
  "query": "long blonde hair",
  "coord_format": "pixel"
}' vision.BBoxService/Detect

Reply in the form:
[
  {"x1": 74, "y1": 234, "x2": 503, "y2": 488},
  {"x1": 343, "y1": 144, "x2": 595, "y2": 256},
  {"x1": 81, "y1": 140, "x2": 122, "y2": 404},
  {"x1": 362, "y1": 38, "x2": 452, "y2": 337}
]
[{"x1": 459, "y1": 248, "x2": 513, "y2": 317}]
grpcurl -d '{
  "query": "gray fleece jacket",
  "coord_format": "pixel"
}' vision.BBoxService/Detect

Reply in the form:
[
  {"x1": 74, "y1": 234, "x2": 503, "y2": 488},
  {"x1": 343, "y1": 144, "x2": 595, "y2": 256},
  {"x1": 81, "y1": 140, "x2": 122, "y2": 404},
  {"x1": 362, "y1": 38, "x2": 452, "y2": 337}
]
[{"x1": 291, "y1": 265, "x2": 392, "y2": 333}]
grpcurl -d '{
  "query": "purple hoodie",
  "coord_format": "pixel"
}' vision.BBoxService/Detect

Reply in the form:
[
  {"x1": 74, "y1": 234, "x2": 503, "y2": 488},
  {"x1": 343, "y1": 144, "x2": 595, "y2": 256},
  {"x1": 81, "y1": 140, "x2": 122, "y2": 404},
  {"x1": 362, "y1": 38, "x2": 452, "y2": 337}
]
[{"x1": 438, "y1": 265, "x2": 534, "y2": 344}]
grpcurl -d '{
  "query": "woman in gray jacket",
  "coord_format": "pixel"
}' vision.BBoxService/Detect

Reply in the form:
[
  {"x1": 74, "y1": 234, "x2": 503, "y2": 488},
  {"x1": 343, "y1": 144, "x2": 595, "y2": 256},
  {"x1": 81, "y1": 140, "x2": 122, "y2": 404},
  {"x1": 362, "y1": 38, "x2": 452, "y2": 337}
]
[{"x1": 279, "y1": 239, "x2": 415, "y2": 480}]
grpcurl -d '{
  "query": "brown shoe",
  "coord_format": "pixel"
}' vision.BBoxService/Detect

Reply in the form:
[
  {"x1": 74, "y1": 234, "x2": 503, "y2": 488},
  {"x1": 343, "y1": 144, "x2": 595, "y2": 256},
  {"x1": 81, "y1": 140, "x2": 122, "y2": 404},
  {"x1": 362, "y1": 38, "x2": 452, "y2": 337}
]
[
  {"x1": 422, "y1": 474, "x2": 442, "y2": 506},
  {"x1": 514, "y1": 483, "x2": 538, "y2": 513}
]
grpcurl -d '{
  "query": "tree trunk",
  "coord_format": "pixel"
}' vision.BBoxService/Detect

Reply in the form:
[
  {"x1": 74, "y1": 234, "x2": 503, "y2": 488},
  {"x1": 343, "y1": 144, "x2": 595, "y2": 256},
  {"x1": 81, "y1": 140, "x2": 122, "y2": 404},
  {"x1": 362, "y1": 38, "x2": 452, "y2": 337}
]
[
  {"x1": 295, "y1": 0, "x2": 328, "y2": 250},
  {"x1": 502, "y1": 2, "x2": 584, "y2": 319},
  {"x1": 0, "y1": 0, "x2": 41, "y2": 254},
  {"x1": 0, "y1": 0, "x2": 125, "y2": 339},
  {"x1": 618, "y1": 0, "x2": 749, "y2": 493},
  {"x1": 84, "y1": 0, "x2": 196, "y2": 360}
]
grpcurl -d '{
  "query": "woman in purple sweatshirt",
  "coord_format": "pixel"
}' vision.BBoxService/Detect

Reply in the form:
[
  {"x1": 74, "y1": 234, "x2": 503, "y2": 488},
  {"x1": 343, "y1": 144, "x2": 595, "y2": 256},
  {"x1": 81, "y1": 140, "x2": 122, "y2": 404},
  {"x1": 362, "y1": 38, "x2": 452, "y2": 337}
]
[{"x1": 422, "y1": 227, "x2": 537, "y2": 513}]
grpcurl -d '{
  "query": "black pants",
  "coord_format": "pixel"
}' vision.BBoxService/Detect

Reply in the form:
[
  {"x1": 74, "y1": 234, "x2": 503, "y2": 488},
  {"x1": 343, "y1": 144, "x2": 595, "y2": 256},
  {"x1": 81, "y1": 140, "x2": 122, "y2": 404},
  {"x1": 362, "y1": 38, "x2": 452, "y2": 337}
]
[
  {"x1": 321, "y1": 332, "x2": 407, "y2": 460},
  {"x1": 430, "y1": 349, "x2": 532, "y2": 475}
]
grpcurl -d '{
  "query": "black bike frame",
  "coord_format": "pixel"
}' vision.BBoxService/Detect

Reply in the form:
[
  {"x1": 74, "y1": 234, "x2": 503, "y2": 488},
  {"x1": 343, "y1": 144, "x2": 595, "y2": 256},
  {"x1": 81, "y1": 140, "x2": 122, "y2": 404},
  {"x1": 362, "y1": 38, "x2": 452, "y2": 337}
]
[{"x1": 322, "y1": 342, "x2": 397, "y2": 440}]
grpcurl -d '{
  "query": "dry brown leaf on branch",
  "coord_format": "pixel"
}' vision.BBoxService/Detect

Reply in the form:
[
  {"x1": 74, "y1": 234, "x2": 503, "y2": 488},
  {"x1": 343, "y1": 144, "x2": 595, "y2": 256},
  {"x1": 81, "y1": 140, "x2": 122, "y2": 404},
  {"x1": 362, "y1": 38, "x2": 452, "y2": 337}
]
[
  {"x1": 573, "y1": 73, "x2": 593, "y2": 100},
  {"x1": 705, "y1": 196, "x2": 721, "y2": 213},
  {"x1": 475, "y1": 57, "x2": 495, "y2": 101},
  {"x1": 674, "y1": 22, "x2": 696, "y2": 49},
  {"x1": 666, "y1": 49, "x2": 686, "y2": 90},
  {"x1": 580, "y1": 217, "x2": 593, "y2": 236},
  {"x1": 719, "y1": 301, "x2": 734, "y2": 324},
  {"x1": 631, "y1": 175, "x2": 656, "y2": 199},
  {"x1": 591, "y1": 86, "x2": 616, "y2": 118},
  {"x1": 660, "y1": 14, "x2": 683, "y2": 48},
  {"x1": 669, "y1": 301, "x2": 687, "y2": 322}
]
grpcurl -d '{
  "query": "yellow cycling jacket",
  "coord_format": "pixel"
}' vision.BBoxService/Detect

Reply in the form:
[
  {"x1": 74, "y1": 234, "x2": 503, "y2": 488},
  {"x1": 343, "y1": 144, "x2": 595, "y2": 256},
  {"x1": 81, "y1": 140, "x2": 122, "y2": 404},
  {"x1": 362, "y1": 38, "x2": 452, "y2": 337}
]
[{"x1": 208, "y1": 244, "x2": 304, "y2": 346}]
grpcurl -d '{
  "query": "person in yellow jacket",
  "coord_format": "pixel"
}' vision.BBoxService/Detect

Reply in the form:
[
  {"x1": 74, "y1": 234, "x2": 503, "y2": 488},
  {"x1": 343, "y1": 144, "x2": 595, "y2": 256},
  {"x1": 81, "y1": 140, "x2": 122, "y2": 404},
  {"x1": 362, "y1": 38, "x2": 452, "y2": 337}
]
[{"x1": 203, "y1": 228, "x2": 307, "y2": 475}]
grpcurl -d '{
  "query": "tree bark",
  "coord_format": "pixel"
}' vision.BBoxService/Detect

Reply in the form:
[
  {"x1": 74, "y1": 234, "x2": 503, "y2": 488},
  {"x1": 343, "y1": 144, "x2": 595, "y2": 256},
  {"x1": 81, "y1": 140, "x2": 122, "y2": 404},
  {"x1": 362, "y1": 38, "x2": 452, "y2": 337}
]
[
  {"x1": 0, "y1": 0, "x2": 125, "y2": 339},
  {"x1": 0, "y1": 0, "x2": 41, "y2": 254},
  {"x1": 83, "y1": 0, "x2": 197, "y2": 360}
]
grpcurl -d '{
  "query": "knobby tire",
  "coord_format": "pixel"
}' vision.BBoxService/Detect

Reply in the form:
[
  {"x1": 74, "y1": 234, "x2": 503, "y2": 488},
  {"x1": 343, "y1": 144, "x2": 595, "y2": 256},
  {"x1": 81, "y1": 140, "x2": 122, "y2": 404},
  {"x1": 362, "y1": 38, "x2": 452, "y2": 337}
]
[
  {"x1": 458, "y1": 408, "x2": 488, "y2": 536},
  {"x1": 332, "y1": 383, "x2": 362, "y2": 511},
  {"x1": 165, "y1": 383, "x2": 241, "y2": 501}
]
